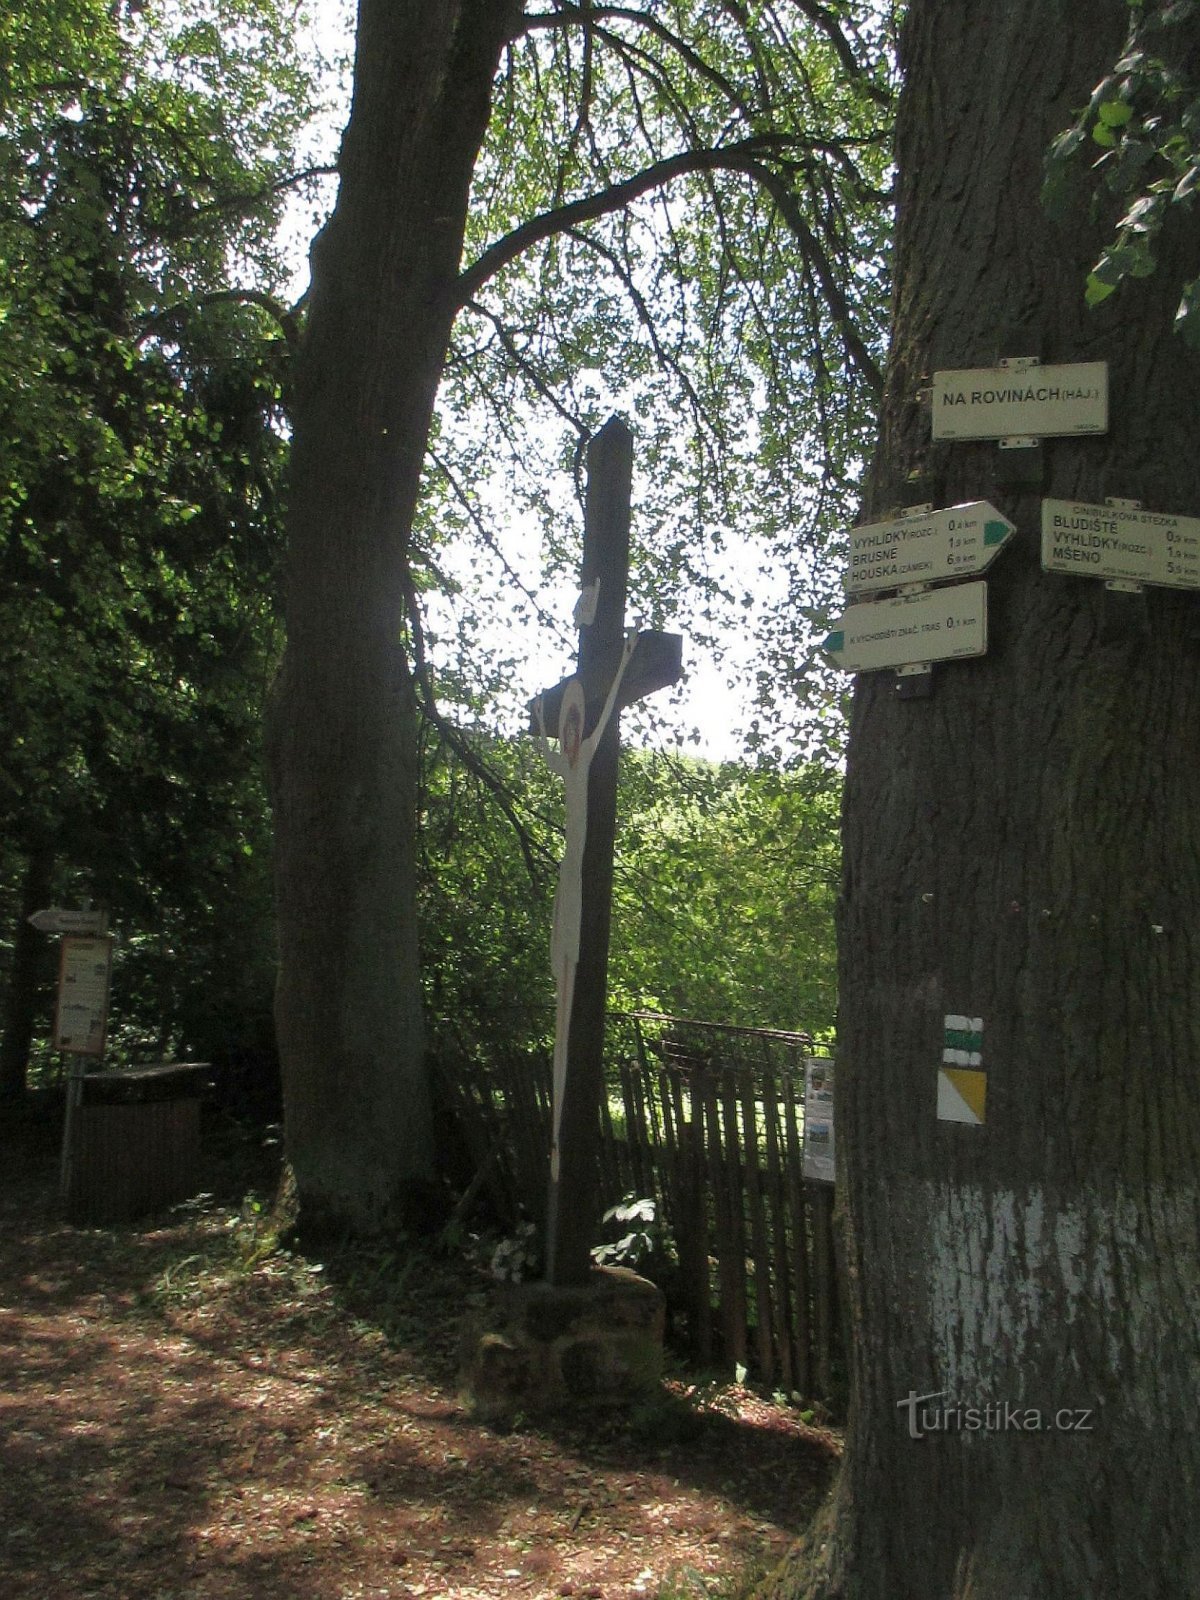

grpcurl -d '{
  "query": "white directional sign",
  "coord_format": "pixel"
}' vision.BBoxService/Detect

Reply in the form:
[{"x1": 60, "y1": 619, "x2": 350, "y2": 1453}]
[
  {"x1": 932, "y1": 362, "x2": 1108, "y2": 440},
  {"x1": 823, "y1": 581, "x2": 988, "y2": 673},
  {"x1": 28, "y1": 907, "x2": 108, "y2": 935},
  {"x1": 845, "y1": 501, "x2": 1016, "y2": 596},
  {"x1": 1042, "y1": 498, "x2": 1200, "y2": 590}
]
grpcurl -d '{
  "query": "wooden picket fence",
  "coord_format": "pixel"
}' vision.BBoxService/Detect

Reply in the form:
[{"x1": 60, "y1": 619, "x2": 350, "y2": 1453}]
[{"x1": 434, "y1": 1011, "x2": 841, "y2": 1401}]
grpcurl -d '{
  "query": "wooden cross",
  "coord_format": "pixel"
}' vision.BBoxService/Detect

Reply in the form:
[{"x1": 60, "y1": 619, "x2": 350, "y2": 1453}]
[{"x1": 530, "y1": 417, "x2": 683, "y2": 1287}]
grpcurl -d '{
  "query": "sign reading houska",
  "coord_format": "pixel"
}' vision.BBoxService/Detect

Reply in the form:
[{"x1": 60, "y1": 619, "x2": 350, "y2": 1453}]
[{"x1": 845, "y1": 502, "x2": 1015, "y2": 597}]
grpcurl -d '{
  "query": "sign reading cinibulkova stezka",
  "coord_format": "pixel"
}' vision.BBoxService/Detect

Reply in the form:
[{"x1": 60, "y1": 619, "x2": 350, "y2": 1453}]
[
  {"x1": 803, "y1": 1058, "x2": 835, "y2": 1183},
  {"x1": 931, "y1": 361, "x2": 1107, "y2": 441},
  {"x1": 845, "y1": 501, "x2": 1015, "y2": 596},
  {"x1": 53, "y1": 936, "x2": 113, "y2": 1056},
  {"x1": 1042, "y1": 498, "x2": 1200, "y2": 590},
  {"x1": 823, "y1": 581, "x2": 988, "y2": 673}
]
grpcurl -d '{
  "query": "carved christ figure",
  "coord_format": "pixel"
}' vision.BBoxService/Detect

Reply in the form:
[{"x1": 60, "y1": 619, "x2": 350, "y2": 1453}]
[{"x1": 534, "y1": 627, "x2": 638, "y2": 1181}]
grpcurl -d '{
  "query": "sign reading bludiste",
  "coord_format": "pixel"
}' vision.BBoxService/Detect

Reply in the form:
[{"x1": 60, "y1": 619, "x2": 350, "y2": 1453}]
[{"x1": 1041, "y1": 498, "x2": 1200, "y2": 590}]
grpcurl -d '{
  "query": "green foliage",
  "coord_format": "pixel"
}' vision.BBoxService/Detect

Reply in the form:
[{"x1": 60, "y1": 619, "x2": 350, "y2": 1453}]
[
  {"x1": 0, "y1": 0, "x2": 318, "y2": 1071},
  {"x1": 592, "y1": 1193, "x2": 662, "y2": 1268},
  {"x1": 610, "y1": 755, "x2": 841, "y2": 1035},
  {"x1": 418, "y1": 729, "x2": 840, "y2": 1050},
  {"x1": 413, "y1": 3, "x2": 895, "y2": 763},
  {"x1": 1045, "y1": 0, "x2": 1200, "y2": 341}
]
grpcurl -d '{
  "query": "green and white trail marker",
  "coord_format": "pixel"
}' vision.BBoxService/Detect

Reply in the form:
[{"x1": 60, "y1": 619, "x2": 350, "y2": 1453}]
[
  {"x1": 845, "y1": 501, "x2": 1016, "y2": 596},
  {"x1": 823, "y1": 581, "x2": 988, "y2": 674},
  {"x1": 938, "y1": 1015, "x2": 986, "y2": 1126}
]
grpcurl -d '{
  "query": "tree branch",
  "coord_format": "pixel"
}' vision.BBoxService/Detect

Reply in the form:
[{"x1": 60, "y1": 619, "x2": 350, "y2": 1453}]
[
  {"x1": 400, "y1": 568, "x2": 550, "y2": 884},
  {"x1": 744, "y1": 158, "x2": 884, "y2": 396},
  {"x1": 135, "y1": 289, "x2": 305, "y2": 350},
  {"x1": 456, "y1": 134, "x2": 794, "y2": 305}
]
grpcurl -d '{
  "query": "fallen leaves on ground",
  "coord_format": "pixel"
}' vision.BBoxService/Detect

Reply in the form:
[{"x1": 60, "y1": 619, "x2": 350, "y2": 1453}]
[{"x1": 0, "y1": 1118, "x2": 839, "y2": 1599}]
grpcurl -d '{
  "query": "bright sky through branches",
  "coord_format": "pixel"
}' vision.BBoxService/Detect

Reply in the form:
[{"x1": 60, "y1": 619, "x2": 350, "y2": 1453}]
[{"x1": 282, "y1": 2, "x2": 851, "y2": 766}]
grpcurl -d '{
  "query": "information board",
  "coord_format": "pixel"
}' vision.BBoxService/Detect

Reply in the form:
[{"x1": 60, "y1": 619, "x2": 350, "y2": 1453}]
[
  {"x1": 803, "y1": 1058, "x2": 836, "y2": 1184},
  {"x1": 53, "y1": 936, "x2": 113, "y2": 1057},
  {"x1": 931, "y1": 362, "x2": 1107, "y2": 440}
]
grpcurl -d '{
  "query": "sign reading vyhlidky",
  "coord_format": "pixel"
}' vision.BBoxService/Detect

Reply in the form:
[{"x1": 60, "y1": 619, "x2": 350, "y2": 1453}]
[{"x1": 845, "y1": 502, "x2": 1015, "y2": 597}]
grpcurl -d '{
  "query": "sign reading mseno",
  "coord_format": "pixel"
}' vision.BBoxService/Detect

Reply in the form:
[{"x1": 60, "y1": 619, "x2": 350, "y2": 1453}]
[
  {"x1": 845, "y1": 502, "x2": 1015, "y2": 596},
  {"x1": 823, "y1": 581, "x2": 988, "y2": 674},
  {"x1": 1041, "y1": 498, "x2": 1200, "y2": 590},
  {"x1": 931, "y1": 361, "x2": 1107, "y2": 441}
]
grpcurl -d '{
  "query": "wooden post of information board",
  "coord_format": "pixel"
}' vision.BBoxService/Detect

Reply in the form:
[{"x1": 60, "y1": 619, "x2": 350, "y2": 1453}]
[{"x1": 54, "y1": 932, "x2": 113, "y2": 1203}]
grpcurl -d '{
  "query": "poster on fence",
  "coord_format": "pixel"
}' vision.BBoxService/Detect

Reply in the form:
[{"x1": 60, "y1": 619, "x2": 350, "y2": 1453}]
[{"x1": 802, "y1": 1057, "x2": 836, "y2": 1183}]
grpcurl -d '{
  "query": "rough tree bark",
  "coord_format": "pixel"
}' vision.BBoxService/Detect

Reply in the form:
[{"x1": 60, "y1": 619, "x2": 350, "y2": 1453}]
[
  {"x1": 763, "y1": 2, "x2": 1200, "y2": 1595},
  {"x1": 0, "y1": 847, "x2": 55, "y2": 1103},
  {"x1": 266, "y1": 1, "x2": 522, "y2": 1234}
]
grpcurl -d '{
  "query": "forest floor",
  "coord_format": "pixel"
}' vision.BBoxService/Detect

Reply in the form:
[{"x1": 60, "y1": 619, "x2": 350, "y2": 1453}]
[{"x1": 0, "y1": 1112, "x2": 839, "y2": 1600}]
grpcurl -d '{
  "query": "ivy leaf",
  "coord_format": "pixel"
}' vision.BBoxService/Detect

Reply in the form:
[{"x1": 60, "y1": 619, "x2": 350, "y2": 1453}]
[
  {"x1": 1098, "y1": 98, "x2": 1135, "y2": 128},
  {"x1": 1085, "y1": 273, "x2": 1118, "y2": 306}
]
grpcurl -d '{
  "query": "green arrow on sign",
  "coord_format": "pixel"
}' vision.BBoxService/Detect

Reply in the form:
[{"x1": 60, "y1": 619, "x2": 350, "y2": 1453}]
[{"x1": 843, "y1": 501, "x2": 1017, "y2": 597}]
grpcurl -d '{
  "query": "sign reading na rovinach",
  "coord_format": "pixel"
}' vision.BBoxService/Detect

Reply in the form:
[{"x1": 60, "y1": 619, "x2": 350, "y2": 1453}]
[{"x1": 931, "y1": 361, "x2": 1108, "y2": 441}]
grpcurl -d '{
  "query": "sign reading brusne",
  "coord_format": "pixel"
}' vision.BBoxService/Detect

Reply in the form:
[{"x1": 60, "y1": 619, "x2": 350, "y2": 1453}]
[{"x1": 845, "y1": 501, "x2": 1015, "y2": 597}]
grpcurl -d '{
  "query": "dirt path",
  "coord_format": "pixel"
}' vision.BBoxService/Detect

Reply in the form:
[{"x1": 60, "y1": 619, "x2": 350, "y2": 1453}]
[{"x1": 0, "y1": 1119, "x2": 837, "y2": 1600}]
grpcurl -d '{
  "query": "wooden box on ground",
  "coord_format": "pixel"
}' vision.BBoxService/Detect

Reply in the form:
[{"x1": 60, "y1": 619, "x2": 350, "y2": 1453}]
[{"x1": 66, "y1": 1063, "x2": 212, "y2": 1225}]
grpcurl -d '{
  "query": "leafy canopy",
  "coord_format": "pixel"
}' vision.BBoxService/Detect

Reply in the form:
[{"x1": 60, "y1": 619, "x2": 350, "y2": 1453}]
[
  {"x1": 0, "y1": 0, "x2": 319, "y2": 1064},
  {"x1": 412, "y1": 1, "x2": 895, "y2": 766}
]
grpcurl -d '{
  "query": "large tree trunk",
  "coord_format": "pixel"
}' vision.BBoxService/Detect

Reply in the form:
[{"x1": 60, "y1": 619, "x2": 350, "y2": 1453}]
[
  {"x1": 266, "y1": 1, "x2": 521, "y2": 1234},
  {"x1": 766, "y1": 3, "x2": 1200, "y2": 1595},
  {"x1": 0, "y1": 847, "x2": 55, "y2": 1103}
]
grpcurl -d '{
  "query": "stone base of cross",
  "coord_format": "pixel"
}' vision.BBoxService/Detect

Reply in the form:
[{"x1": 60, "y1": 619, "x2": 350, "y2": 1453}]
[{"x1": 530, "y1": 417, "x2": 683, "y2": 1286}]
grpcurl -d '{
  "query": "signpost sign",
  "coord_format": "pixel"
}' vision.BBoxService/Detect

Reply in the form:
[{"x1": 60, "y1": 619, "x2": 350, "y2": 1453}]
[
  {"x1": 931, "y1": 361, "x2": 1108, "y2": 441},
  {"x1": 845, "y1": 502, "x2": 1015, "y2": 596},
  {"x1": 28, "y1": 907, "x2": 109, "y2": 936},
  {"x1": 1041, "y1": 498, "x2": 1200, "y2": 590},
  {"x1": 823, "y1": 581, "x2": 988, "y2": 674}
]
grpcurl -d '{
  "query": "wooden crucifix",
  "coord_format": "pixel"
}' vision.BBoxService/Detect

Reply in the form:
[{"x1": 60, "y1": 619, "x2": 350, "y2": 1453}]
[{"x1": 530, "y1": 417, "x2": 683, "y2": 1287}]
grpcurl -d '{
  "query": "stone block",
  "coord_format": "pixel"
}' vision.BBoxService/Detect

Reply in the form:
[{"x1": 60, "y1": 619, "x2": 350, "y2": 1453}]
[{"x1": 459, "y1": 1266, "x2": 666, "y2": 1421}]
